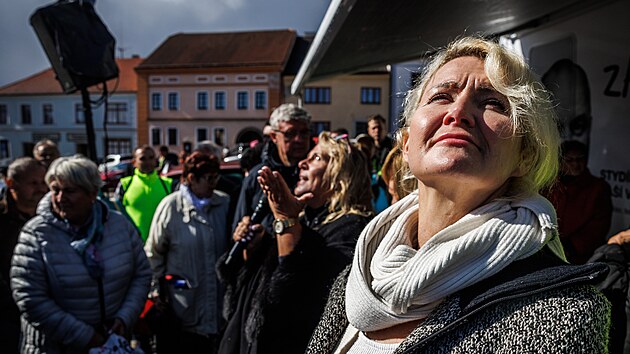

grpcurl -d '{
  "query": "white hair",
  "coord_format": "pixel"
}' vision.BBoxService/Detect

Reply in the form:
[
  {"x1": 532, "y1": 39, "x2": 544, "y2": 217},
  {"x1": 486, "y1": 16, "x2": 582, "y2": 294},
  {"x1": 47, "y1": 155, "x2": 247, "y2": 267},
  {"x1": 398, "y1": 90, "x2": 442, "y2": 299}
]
[
  {"x1": 45, "y1": 156, "x2": 103, "y2": 193},
  {"x1": 269, "y1": 103, "x2": 311, "y2": 129}
]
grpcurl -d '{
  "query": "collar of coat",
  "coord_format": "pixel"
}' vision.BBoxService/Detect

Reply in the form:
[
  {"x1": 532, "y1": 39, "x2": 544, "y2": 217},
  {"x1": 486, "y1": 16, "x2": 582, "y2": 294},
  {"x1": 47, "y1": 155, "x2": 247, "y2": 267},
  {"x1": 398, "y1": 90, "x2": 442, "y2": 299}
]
[
  {"x1": 458, "y1": 247, "x2": 608, "y2": 314},
  {"x1": 393, "y1": 248, "x2": 608, "y2": 354}
]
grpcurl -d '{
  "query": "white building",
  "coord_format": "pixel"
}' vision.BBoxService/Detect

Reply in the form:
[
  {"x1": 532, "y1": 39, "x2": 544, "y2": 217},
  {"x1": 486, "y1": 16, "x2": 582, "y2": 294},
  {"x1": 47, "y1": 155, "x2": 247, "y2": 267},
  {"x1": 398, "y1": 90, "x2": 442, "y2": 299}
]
[{"x1": 0, "y1": 57, "x2": 142, "y2": 165}]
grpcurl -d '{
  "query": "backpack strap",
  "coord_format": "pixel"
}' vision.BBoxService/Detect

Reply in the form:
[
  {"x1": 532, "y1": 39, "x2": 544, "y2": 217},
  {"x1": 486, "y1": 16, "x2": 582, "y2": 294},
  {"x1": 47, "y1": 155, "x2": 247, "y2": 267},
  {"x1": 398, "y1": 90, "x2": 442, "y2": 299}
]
[
  {"x1": 158, "y1": 177, "x2": 170, "y2": 195},
  {"x1": 121, "y1": 174, "x2": 134, "y2": 194}
]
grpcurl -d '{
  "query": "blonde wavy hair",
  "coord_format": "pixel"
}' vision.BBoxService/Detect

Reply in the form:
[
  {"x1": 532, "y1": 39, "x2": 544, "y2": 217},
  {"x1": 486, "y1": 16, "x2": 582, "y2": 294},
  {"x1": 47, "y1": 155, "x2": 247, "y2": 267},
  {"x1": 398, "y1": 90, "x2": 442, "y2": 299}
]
[
  {"x1": 317, "y1": 132, "x2": 373, "y2": 223},
  {"x1": 401, "y1": 36, "x2": 561, "y2": 196},
  {"x1": 381, "y1": 129, "x2": 417, "y2": 201}
]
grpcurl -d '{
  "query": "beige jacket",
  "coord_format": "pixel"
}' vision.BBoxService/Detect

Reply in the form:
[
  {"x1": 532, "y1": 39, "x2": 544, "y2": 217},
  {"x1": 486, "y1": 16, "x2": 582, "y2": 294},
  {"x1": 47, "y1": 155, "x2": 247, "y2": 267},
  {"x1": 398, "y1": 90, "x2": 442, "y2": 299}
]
[{"x1": 145, "y1": 190, "x2": 230, "y2": 336}]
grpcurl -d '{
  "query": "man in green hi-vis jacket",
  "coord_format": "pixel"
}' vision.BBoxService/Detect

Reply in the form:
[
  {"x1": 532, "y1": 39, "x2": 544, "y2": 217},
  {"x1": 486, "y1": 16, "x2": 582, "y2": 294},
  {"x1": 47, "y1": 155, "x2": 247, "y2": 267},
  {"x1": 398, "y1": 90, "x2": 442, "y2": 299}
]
[{"x1": 115, "y1": 145, "x2": 172, "y2": 242}]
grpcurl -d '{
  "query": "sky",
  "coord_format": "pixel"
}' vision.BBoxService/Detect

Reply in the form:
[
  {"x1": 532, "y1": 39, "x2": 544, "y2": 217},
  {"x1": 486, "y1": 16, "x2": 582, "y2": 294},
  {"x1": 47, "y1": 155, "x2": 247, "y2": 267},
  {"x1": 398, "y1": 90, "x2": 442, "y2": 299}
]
[{"x1": 0, "y1": 0, "x2": 330, "y2": 88}]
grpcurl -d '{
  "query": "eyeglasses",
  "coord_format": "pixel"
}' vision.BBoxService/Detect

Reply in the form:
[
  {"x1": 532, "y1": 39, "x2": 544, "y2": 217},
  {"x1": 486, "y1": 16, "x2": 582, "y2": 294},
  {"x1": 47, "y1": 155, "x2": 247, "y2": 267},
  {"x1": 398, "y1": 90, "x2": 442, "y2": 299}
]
[
  {"x1": 201, "y1": 174, "x2": 220, "y2": 184},
  {"x1": 274, "y1": 129, "x2": 310, "y2": 141}
]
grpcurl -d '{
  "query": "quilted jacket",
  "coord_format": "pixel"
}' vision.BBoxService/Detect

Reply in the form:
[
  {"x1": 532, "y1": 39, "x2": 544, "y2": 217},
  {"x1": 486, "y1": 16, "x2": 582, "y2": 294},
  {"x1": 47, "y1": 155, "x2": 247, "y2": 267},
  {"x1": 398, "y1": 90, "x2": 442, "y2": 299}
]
[{"x1": 10, "y1": 193, "x2": 151, "y2": 354}]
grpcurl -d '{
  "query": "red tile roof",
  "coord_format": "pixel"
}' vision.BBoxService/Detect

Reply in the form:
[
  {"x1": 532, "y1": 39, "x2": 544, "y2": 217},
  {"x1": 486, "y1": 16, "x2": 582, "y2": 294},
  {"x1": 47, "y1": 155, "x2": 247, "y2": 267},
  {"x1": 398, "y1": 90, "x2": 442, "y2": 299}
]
[
  {"x1": 0, "y1": 57, "x2": 143, "y2": 95},
  {"x1": 137, "y1": 29, "x2": 296, "y2": 70}
]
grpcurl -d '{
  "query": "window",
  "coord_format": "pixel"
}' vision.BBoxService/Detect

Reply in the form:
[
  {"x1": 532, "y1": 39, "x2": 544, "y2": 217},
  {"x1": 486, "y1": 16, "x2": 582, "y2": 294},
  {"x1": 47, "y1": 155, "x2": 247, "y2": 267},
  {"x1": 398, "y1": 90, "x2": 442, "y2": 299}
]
[
  {"x1": 361, "y1": 87, "x2": 382, "y2": 104},
  {"x1": 42, "y1": 104, "x2": 54, "y2": 124},
  {"x1": 214, "y1": 128, "x2": 225, "y2": 146},
  {"x1": 197, "y1": 128, "x2": 208, "y2": 142},
  {"x1": 21, "y1": 104, "x2": 32, "y2": 124},
  {"x1": 75, "y1": 103, "x2": 84, "y2": 123},
  {"x1": 237, "y1": 91, "x2": 248, "y2": 110},
  {"x1": 215, "y1": 92, "x2": 226, "y2": 110},
  {"x1": 0, "y1": 139, "x2": 9, "y2": 159},
  {"x1": 355, "y1": 121, "x2": 368, "y2": 136},
  {"x1": 253, "y1": 75, "x2": 267, "y2": 82},
  {"x1": 76, "y1": 143, "x2": 88, "y2": 157},
  {"x1": 255, "y1": 91, "x2": 267, "y2": 110},
  {"x1": 106, "y1": 138, "x2": 132, "y2": 155},
  {"x1": 197, "y1": 92, "x2": 209, "y2": 110},
  {"x1": 312, "y1": 121, "x2": 331, "y2": 135},
  {"x1": 304, "y1": 87, "x2": 331, "y2": 104},
  {"x1": 0, "y1": 104, "x2": 8, "y2": 124},
  {"x1": 106, "y1": 102, "x2": 128, "y2": 124},
  {"x1": 168, "y1": 92, "x2": 179, "y2": 111},
  {"x1": 167, "y1": 128, "x2": 178, "y2": 146},
  {"x1": 151, "y1": 127, "x2": 162, "y2": 146},
  {"x1": 151, "y1": 93, "x2": 162, "y2": 111}
]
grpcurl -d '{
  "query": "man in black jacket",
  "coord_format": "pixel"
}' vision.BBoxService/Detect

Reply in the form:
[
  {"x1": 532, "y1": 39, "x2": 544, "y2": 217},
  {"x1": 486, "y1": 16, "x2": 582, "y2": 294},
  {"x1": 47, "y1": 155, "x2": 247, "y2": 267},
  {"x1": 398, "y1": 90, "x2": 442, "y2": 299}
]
[
  {"x1": 231, "y1": 103, "x2": 311, "y2": 235},
  {"x1": 367, "y1": 114, "x2": 393, "y2": 173},
  {"x1": 0, "y1": 158, "x2": 47, "y2": 354}
]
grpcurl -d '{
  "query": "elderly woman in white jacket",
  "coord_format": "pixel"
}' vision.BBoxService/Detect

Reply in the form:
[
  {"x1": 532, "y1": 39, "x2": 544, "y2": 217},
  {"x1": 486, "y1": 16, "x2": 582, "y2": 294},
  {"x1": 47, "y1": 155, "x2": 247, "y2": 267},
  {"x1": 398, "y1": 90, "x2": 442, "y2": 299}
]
[
  {"x1": 145, "y1": 151, "x2": 230, "y2": 354},
  {"x1": 11, "y1": 156, "x2": 151, "y2": 353}
]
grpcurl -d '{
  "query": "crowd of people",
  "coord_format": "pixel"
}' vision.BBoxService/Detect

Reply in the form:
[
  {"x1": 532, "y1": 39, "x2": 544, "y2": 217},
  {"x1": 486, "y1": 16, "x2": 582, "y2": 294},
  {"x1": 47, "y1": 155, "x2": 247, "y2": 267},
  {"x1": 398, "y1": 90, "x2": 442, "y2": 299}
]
[{"x1": 0, "y1": 36, "x2": 629, "y2": 354}]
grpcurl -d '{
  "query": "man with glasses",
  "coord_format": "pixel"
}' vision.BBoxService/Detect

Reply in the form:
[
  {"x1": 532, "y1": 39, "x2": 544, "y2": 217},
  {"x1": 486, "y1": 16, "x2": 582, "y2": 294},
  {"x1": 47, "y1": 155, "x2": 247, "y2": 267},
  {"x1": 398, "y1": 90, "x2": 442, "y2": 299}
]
[
  {"x1": 231, "y1": 103, "x2": 311, "y2": 236},
  {"x1": 115, "y1": 145, "x2": 173, "y2": 242}
]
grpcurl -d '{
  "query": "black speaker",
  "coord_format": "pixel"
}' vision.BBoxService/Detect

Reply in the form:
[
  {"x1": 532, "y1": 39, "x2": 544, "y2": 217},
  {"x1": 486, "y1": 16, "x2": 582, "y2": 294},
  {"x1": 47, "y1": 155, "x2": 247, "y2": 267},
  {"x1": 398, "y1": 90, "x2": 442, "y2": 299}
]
[{"x1": 30, "y1": 0, "x2": 119, "y2": 94}]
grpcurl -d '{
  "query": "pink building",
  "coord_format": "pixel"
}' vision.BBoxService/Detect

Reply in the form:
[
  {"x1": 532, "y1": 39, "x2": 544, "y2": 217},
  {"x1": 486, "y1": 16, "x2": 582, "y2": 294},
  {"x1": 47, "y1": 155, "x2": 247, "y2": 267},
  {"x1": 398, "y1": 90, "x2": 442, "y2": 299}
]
[{"x1": 135, "y1": 29, "x2": 297, "y2": 153}]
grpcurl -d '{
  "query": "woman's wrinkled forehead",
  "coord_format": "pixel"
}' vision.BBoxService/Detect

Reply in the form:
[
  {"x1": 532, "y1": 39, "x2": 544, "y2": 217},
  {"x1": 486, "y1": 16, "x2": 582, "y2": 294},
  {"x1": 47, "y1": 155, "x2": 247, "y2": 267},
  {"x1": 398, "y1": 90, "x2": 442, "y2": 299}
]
[{"x1": 423, "y1": 55, "x2": 489, "y2": 91}]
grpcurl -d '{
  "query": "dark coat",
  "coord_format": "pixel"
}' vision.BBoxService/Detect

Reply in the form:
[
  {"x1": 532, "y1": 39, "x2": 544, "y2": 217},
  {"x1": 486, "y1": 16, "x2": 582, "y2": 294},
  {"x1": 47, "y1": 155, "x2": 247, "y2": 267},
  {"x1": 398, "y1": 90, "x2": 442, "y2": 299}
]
[
  {"x1": 547, "y1": 169, "x2": 613, "y2": 264},
  {"x1": 231, "y1": 142, "x2": 300, "y2": 235},
  {"x1": 589, "y1": 243, "x2": 630, "y2": 354},
  {"x1": 0, "y1": 194, "x2": 31, "y2": 354},
  {"x1": 307, "y1": 248, "x2": 611, "y2": 354},
  {"x1": 11, "y1": 195, "x2": 151, "y2": 353},
  {"x1": 217, "y1": 207, "x2": 370, "y2": 354},
  {"x1": 0, "y1": 194, "x2": 31, "y2": 282},
  {"x1": 0, "y1": 273, "x2": 19, "y2": 354}
]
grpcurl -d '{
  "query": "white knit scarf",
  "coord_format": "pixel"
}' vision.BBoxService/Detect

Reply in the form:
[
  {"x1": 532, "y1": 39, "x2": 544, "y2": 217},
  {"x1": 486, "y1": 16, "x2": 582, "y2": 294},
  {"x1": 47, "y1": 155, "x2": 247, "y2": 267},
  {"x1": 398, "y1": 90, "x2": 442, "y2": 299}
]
[{"x1": 345, "y1": 191, "x2": 565, "y2": 332}]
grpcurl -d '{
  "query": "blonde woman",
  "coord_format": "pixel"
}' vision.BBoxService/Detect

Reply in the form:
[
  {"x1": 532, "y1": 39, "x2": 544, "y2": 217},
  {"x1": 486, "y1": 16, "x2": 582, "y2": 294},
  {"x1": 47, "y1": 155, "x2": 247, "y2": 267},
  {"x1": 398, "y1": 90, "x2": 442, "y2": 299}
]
[
  {"x1": 380, "y1": 130, "x2": 418, "y2": 203},
  {"x1": 306, "y1": 36, "x2": 610, "y2": 354},
  {"x1": 218, "y1": 132, "x2": 373, "y2": 354}
]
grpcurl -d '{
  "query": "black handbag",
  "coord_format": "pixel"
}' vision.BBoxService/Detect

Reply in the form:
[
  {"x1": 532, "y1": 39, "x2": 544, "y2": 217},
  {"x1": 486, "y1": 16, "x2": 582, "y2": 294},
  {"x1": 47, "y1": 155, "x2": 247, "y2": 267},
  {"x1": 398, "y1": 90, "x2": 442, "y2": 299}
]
[
  {"x1": 143, "y1": 276, "x2": 182, "y2": 335},
  {"x1": 143, "y1": 301, "x2": 181, "y2": 335}
]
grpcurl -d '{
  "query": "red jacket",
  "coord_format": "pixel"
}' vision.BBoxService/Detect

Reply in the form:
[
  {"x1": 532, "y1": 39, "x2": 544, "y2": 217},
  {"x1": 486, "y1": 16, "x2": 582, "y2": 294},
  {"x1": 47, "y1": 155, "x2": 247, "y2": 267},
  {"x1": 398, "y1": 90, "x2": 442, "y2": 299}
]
[{"x1": 547, "y1": 169, "x2": 613, "y2": 264}]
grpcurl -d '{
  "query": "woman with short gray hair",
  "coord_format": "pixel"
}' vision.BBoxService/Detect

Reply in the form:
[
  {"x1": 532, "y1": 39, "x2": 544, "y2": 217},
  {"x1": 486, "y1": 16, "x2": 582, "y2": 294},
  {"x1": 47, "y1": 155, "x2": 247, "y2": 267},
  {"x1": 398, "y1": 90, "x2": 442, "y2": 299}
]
[
  {"x1": 45, "y1": 155, "x2": 102, "y2": 194},
  {"x1": 11, "y1": 155, "x2": 151, "y2": 353}
]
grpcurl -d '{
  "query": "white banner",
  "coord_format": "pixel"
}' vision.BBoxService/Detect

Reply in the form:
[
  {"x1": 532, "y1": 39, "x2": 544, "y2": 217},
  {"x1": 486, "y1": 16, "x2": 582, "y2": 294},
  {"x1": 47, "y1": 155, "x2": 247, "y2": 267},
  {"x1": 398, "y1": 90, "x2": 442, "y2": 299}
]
[{"x1": 518, "y1": 0, "x2": 630, "y2": 236}]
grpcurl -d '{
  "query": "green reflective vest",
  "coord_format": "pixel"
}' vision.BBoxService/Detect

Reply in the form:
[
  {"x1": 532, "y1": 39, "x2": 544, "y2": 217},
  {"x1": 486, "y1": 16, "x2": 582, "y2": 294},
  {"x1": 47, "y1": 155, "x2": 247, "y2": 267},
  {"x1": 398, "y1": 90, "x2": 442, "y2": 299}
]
[{"x1": 120, "y1": 169, "x2": 172, "y2": 242}]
